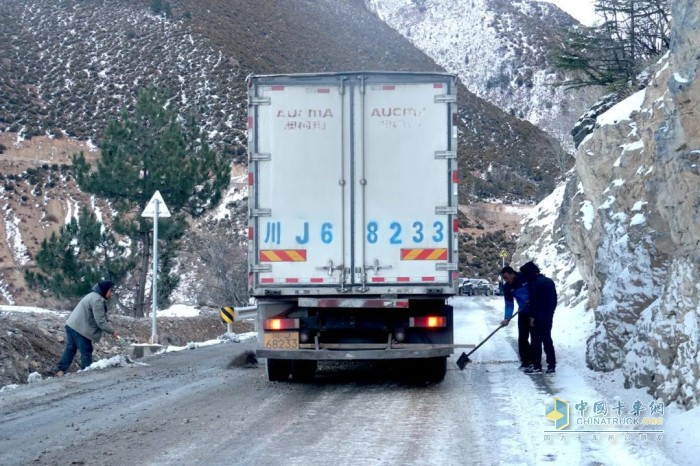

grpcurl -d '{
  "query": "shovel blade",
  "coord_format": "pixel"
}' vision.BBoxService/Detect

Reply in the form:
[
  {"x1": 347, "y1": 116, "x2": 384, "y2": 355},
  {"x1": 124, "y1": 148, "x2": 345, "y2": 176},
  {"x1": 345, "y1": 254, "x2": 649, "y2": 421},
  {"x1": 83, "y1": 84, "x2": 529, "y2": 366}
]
[{"x1": 456, "y1": 352, "x2": 470, "y2": 370}]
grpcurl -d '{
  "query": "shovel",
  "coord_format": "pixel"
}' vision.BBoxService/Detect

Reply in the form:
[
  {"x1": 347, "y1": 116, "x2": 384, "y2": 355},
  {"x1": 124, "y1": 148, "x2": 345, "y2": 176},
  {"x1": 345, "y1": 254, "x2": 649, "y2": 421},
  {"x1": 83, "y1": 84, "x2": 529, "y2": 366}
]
[{"x1": 456, "y1": 311, "x2": 518, "y2": 370}]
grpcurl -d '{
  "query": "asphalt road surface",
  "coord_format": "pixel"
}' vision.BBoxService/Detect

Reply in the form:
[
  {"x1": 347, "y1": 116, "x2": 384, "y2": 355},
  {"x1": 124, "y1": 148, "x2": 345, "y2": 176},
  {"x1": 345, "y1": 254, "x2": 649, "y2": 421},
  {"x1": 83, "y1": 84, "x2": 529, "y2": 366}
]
[{"x1": 0, "y1": 297, "x2": 676, "y2": 465}]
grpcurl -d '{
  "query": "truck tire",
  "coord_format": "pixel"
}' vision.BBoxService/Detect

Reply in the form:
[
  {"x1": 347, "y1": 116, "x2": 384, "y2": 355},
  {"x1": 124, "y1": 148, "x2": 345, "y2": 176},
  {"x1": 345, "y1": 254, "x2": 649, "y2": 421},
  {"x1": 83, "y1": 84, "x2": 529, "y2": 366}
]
[
  {"x1": 423, "y1": 357, "x2": 447, "y2": 383},
  {"x1": 266, "y1": 359, "x2": 292, "y2": 382},
  {"x1": 291, "y1": 360, "x2": 317, "y2": 382}
]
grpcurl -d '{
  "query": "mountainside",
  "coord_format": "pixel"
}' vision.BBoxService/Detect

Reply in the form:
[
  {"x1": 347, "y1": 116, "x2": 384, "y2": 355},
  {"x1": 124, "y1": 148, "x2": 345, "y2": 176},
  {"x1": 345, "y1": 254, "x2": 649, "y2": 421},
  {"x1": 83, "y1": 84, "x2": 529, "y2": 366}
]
[
  {"x1": 0, "y1": 0, "x2": 565, "y2": 306},
  {"x1": 517, "y1": 0, "x2": 700, "y2": 409},
  {"x1": 365, "y1": 0, "x2": 603, "y2": 153}
]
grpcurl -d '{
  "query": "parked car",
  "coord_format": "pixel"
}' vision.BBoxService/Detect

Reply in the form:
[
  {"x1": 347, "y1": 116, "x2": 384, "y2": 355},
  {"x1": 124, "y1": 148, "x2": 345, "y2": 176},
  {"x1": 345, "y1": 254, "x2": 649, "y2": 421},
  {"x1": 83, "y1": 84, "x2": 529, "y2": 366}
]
[
  {"x1": 458, "y1": 278, "x2": 493, "y2": 296},
  {"x1": 458, "y1": 278, "x2": 473, "y2": 296},
  {"x1": 470, "y1": 279, "x2": 494, "y2": 296}
]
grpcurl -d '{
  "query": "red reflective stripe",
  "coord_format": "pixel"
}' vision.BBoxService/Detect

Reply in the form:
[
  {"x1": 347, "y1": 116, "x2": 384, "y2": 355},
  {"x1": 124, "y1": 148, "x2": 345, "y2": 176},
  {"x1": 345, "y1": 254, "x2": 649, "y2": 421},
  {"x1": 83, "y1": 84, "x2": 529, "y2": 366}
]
[
  {"x1": 261, "y1": 278, "x2": 274, "y2": 284},
  {"x1": 395, "y1": 300, "x2": 409, "y2": 308},
  {"x1": 310, "y1": 278, "x2": 324, "y2": 283},
  {"x1": 397, "y1": 277, "x2": 410, "y2": 282},
  {"x1": 247, "y1": 116, "x2": 253, "y2": 129},
  {"x1": 285, "y1": 278, "x2": 299, "y2": 283},
  {"x1": 248, "y1": 173, "x2": 254, "y2": 185},
  {"x1": 248, "y1": 227, "x2": 253, "y2": 240},
  {"x1": 452, "y1": 113, "x2": 459, "y2": 126},
  {"x1": 371, "y1": 277, "x2": 386, "y2": 282},
  {"x1": 452, "y1": 271, "x2": 459, "y2": 281},
  {"x1": 259, "y1": 250, "x2": 307, "y2": 262},
  {"x1": 318, "y1": 88, "x2": 330, "y2": 93},
  {"x1": 271, "y1": 85, "x2": 284, "y2": 91},
  {"x1": 422, "y1": 277, "x2": 436, "y2": 282},
  {"x1": 453, "y1": 170, "x2": 459, "y2": 183},
  {"x1": 383, "y1": 85, "x2": 395, "y2": 90},
  {"x1": 434, "y1": 83, "x2": 444, "y2": 88},
  {"x1": 453, "y1": 219, "x2": 459, "y2": 232}
]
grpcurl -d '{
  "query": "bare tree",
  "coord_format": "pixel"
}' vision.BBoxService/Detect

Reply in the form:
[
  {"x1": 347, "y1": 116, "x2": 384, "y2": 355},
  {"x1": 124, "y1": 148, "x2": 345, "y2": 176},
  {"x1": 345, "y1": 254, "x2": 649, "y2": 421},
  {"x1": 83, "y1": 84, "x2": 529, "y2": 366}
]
[{"x1": 191, "y1": 226, "x2": 249, "y2": 308}]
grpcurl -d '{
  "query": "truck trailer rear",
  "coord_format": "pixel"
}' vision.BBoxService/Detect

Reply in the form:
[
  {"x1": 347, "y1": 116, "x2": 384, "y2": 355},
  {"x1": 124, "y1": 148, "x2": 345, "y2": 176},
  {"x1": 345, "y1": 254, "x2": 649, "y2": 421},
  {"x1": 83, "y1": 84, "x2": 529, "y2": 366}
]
[{"x1": 246, "y1": 71, "x2": 459, "y2": 382}]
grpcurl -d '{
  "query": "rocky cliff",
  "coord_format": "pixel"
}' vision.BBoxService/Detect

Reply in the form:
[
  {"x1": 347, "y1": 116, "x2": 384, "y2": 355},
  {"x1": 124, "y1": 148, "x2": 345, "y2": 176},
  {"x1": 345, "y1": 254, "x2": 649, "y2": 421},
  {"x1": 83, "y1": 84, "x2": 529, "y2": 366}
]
[{"x1": 534, "y1": 0, "x2": 700, "y2": 408}]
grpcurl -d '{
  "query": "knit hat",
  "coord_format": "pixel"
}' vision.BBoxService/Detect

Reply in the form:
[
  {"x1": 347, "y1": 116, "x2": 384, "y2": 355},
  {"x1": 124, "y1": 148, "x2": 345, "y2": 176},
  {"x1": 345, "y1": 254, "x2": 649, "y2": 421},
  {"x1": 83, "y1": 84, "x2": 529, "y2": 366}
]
[
  {"x1": 519, "y1": 261, "x2": 540, "y2": 277},
  {"x1": 97, "y1": 280, "x2": 114, "y2": 297}
]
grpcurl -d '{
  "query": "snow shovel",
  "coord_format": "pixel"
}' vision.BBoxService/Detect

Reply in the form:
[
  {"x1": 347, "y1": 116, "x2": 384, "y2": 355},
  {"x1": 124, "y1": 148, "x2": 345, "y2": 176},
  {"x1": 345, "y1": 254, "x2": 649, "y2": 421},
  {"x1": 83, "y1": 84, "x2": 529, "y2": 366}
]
[{"x1": 456, "y1": 311, "x2": 519, "y2": 370}]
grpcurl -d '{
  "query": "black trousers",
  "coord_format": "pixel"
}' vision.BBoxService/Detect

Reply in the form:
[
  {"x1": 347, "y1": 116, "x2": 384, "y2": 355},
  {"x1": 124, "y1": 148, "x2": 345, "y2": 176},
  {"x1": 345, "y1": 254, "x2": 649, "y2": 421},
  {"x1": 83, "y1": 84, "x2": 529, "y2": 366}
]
[
  {"x1": 517, "y1": 313, "x2": 532, "y2": 365},
  {"x1": 530, "y1": 319, "x2": 556, "y2": 370}
]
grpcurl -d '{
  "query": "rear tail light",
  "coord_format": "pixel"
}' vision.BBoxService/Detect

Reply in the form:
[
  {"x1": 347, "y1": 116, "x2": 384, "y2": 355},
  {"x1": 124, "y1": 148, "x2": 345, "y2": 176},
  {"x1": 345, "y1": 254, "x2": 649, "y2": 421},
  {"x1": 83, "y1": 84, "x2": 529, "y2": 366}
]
[
  {"x1": 264, "y1": 318, "x2": 300, "y2": 330},
  {"x1": 409, "y1": 316, "x2": 447, "y2": 328}
]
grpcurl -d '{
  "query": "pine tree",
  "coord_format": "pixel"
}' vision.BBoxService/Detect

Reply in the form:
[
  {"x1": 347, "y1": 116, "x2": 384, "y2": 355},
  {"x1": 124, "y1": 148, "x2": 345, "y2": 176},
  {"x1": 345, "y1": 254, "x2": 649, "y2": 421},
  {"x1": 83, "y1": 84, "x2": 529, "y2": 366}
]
[
  {"x1": 553, "y1": 0, "x2": 670, "y2": 91},
  {"x1": 72, "y1": 85, "x2": 230, "y2": 317},
  {"x1": 25, "y1": 207, "x2": 133, "y2": 298}
]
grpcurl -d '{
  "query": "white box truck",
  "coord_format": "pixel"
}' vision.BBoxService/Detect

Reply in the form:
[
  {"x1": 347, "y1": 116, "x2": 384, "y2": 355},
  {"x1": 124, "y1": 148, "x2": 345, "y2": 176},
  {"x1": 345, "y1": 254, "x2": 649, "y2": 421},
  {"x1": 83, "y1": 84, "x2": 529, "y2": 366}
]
[{"x1": 246, "y1": 71, "x2": 459, "y2": 382}]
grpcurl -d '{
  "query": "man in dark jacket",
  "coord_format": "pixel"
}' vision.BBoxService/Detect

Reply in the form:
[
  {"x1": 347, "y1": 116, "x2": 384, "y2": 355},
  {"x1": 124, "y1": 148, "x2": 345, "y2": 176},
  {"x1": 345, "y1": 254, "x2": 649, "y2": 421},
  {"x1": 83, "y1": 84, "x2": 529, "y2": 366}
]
[
  {"x1": 54, "y1": 280, "x2": 119, "y2": 376},
  {"x1": 500, "y1": 266, "x2": 532, "y2": 370},
  {"x1": 519, "y1": 262, "x2": 557, "y2": 374}
]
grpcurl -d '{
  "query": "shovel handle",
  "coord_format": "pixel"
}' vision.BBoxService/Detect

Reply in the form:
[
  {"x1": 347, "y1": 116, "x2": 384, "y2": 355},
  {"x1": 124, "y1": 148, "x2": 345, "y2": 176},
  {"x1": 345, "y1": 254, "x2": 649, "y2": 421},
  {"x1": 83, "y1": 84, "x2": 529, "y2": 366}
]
[{"x1": 463, "y1": 311, "x2": 519, "y2": 358}]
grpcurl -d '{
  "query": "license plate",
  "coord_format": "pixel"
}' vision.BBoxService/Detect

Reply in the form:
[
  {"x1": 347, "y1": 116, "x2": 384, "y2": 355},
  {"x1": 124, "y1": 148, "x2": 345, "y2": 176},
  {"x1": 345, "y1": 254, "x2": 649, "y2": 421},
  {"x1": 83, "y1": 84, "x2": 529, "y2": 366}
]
[{"x1": 263, "y1": 331, "x2": 299, "y2": 350}]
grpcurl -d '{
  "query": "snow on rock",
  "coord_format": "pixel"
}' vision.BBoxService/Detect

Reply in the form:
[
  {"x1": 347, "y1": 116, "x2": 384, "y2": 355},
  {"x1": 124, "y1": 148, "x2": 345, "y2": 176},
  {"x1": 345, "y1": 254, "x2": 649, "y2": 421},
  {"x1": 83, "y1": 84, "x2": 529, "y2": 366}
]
[
  {"x1": 597, "y1": 89, "x2": 647, "y2": 126},
  {"x1": 560, "y1": 1, "x2": 700, "y2": 409},
  {"x1": 515, "y1": 179, "x2": 587, "y2": 309}
]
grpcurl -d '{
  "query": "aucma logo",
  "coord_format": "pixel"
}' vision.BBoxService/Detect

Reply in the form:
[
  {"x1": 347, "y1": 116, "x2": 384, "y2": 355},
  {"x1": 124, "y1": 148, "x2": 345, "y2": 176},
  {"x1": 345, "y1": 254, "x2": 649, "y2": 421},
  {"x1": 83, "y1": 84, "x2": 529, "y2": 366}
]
[{"x1": 545, "y1": 398, "x2": 570, "y2": 430}]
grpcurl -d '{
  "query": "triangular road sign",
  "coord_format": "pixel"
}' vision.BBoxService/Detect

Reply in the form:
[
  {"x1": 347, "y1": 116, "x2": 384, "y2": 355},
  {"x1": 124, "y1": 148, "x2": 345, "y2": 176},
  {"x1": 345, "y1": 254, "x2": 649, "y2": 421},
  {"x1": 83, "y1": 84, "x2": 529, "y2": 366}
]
[{"x1": 141, "y1": 190, "x2": 171, "y2": 218}]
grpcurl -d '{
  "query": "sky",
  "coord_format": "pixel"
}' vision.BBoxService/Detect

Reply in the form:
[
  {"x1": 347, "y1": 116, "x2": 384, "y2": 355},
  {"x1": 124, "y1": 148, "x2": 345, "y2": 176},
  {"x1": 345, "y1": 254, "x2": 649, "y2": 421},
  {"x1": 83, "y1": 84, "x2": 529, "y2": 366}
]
[{"x1": 539, "y1": 0, "x2": 599, "y2": 26}]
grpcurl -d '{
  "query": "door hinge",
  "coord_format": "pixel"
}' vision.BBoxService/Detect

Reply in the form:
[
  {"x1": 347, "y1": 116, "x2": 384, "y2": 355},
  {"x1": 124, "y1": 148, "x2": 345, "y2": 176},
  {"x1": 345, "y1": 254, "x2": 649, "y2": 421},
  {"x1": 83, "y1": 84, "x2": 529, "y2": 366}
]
[
  {"x1": 250, "y1": 96, "x2": 271, "y2": 106},
  {"x1": 435, "y1": 206, "x2": 458, "y2": 215},
  {"x1": 435, "y1": 150, "x2": 457, "y2": 160},
  {"x1": 250, "y1": 208, "x2": 272, "y2": 217},
  {"x1": 434, "y1": 94, "x2": 457, "y2": 104},
  {"x1": 253, "y1": 264, "x2": 272, "y2": 272},
  {"x1": 436, "y1": 262, "x2": 458, "y2": 271}
]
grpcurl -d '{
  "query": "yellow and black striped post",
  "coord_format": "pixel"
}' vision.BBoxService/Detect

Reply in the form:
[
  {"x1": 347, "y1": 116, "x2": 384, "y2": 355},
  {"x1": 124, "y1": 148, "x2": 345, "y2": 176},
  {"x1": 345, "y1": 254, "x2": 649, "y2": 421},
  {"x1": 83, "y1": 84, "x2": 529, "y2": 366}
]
[{"x1": 220, "y1": 306, "x2": 235, "y2": 324}]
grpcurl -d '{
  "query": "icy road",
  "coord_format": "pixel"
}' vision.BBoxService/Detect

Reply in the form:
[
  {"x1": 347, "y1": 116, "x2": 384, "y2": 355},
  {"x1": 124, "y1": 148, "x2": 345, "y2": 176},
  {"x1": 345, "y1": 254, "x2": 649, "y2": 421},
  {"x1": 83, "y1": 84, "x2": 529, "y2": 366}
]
[{"x1": 0, "y1": 297, "x2": 690, "y2": 465}]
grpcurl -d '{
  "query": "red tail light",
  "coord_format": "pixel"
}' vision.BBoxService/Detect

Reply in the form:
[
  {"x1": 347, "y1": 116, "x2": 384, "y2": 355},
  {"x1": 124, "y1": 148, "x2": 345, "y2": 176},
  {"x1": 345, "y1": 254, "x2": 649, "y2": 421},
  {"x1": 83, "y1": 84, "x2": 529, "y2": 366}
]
[
  {"x1": 264, "y1": 318, "x2": 300, "y2": 330},
  {"x1": 409, "y1": 316, "x2": 447, "y2": 328}
]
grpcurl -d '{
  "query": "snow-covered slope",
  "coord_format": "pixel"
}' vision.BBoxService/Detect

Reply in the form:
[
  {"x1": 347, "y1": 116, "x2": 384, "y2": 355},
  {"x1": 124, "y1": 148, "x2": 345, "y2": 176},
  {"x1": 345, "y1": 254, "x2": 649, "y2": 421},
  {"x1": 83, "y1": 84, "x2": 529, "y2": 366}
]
[{"x1": 365, "y1": 0, "x2": 602, "y2": 152}]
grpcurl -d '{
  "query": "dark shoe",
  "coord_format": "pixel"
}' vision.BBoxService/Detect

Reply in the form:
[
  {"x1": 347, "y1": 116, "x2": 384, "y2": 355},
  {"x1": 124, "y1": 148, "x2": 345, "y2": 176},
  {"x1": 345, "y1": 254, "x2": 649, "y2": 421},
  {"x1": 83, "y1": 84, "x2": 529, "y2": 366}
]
[
  {"x1": 518, "y1": 363, "x2": 532, "y2": 371},
  {"x1": 525, "y1": 367, "x2": 543, "y2": 374},
  {"x1": 546, "y1": 367, "x2": 556, "y2": 374}
]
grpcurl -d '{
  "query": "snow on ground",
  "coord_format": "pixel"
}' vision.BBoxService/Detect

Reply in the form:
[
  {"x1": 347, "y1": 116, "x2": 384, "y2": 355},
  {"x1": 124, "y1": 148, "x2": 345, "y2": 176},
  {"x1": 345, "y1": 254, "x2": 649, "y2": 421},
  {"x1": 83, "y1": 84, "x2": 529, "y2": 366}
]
[
  {"x1": 451, "y1": 295, "x2": 697, "y2": 465},
  {"x1": 0, "y1": 305, "x2": 66, "y2": 315}
]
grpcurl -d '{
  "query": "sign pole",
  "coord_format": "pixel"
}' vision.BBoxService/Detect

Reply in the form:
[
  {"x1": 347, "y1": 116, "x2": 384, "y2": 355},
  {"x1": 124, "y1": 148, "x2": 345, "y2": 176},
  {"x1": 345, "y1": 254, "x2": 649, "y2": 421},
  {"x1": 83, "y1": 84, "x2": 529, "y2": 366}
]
[
  {"x1": 141, "y1": 190, "x2": 170, "y2": 345},
  {"x1": 151, "y1": 199, "x2": 159, "y2": 344}
]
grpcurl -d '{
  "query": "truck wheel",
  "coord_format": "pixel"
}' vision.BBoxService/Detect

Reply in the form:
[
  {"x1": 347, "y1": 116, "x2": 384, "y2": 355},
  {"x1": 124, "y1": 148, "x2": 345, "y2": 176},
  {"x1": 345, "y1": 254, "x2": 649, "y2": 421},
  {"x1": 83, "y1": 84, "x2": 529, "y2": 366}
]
[
  {"x1": 291, "y1": 360, "x2": 317, "y2": 382},
  {"x1": 423, "y1": 357, "x2": 447, "y2": 383},
  {"x1": 266, "y1": 359, "x2": 291, "y2": 382}
]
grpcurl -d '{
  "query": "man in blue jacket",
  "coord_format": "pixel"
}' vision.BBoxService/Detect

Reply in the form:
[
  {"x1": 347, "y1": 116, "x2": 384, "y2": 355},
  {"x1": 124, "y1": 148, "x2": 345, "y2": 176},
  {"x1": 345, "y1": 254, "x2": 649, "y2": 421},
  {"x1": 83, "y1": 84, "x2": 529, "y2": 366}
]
[
  {"x1": 500, "y1": 266, "x2": 532, "y2": 370},
  {"x1": 519, "y1": 262, "x2": 557, "y2": 374}
]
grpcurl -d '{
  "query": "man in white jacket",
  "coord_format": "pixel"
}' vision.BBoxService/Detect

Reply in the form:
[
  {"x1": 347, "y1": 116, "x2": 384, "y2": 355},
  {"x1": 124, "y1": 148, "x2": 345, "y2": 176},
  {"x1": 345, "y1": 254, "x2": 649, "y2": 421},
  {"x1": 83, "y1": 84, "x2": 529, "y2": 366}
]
[{"x1": 54, "y1": 280, "x2": 119, "y2": 376}]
